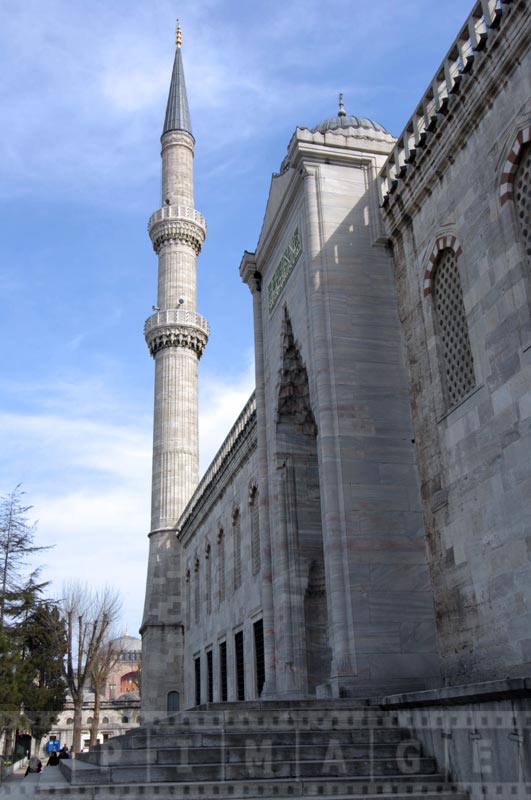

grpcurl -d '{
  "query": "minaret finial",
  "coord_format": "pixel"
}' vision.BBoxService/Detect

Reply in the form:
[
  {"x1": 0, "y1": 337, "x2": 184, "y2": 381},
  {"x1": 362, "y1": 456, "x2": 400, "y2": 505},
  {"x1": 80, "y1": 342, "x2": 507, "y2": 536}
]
[
  {"x1": 176, "y1": 19, "x2": 182, "y2": 48},
  {"x1": 338, "y1": 93, "x2": 346, "y2": 117}
]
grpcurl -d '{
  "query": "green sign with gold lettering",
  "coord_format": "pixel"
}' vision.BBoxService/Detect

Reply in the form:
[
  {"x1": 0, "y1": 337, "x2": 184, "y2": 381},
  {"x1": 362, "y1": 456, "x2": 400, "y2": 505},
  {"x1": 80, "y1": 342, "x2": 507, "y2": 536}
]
[{"x1": 267, "y1": 226, "x2": 302, "y2": 313}]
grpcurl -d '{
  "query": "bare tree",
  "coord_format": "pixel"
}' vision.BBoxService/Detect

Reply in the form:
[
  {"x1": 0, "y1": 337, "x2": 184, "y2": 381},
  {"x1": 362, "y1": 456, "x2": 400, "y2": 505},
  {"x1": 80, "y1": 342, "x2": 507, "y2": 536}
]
[
  {"x1": 62, "y1": 584, "x2": 122, "y2": 754},
  {"x1": 89, "y1": 637, "x2": 122, "y2": 747}
]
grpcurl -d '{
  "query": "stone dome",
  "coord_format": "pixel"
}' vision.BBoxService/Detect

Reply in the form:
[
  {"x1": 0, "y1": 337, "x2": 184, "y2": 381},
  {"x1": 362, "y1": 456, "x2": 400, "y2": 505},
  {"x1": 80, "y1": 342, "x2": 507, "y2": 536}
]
[
  {"x1": 112, "y1": 632, "x2": 141, "y2": 660},
  {"x1": 311, "y1": 114, "x2": 389, "y2": 135},
  {"x1": 307, "y1": 94, "x2": 389, "y2": 136}
]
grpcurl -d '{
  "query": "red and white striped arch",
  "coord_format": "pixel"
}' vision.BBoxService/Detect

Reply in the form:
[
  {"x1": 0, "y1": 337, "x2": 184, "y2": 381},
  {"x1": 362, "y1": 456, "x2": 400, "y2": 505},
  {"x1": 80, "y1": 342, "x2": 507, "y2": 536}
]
[
  {"x1": 500, "y1": 126, "x2": 531, "y2": 206},
  {"x1": 423, "y1": 235, "x2": 463, "y2": 298}
]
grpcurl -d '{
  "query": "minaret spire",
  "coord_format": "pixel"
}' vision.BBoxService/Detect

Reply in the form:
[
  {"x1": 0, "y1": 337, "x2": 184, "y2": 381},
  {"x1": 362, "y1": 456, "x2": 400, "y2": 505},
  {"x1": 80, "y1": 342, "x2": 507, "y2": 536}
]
[
  {"x1": 163, "y1": 21, "x2": 192, "y2": 137},
  {"x1": 141, "y1": 23, "x2": 208, "y2": 721}
]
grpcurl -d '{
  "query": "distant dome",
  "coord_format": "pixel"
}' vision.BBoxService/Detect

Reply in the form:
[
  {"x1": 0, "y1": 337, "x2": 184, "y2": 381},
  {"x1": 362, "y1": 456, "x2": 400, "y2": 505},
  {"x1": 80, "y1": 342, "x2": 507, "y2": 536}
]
[
  {"x1": 311, "y1": 115, "x2": 389, "y2": 135},
  {"x1": 112, "y1": 632, "x2": 141, "y2": 660}
]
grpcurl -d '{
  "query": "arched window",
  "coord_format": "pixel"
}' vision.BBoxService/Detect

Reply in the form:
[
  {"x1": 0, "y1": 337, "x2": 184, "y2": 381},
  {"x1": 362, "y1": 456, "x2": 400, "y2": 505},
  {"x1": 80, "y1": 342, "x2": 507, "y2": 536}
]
[
  {"x1": 102, "y1": 717, "x2": 109, "y2": 725},
  {"x1": 205, "y1": 543, "x2": 212, "y2": 616},
  {"x1": 167, "y1": 691, "x2": 180, "y2": 714},
  {"x1": 232, "y1": 508, "x2": 241, "y2": 589},
  {"x1": 194, "y1": 558, "x2": 200, "y2": 625},
  {"x1": 249, "y1": 486, "x2": 260, "y2": 576},
  {"x1": 432, "y1": 246, "x2": 475, "y2": 408},
  {"x1": 514, "y1": 143, "x2": 531, "y2": 268},
  {"x1": 217, "y1": 529, "x2": 225, "y2": 604}
]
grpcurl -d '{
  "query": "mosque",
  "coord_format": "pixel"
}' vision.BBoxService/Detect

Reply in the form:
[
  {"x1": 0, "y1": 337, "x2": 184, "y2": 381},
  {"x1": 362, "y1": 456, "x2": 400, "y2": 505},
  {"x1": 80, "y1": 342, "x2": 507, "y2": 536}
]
[
  {"x1": 141, "y1": 0, "x2": 531, "y2": 717},
  {"x1": 50, "y1": 1, "x2": 531, "y2": 796}
]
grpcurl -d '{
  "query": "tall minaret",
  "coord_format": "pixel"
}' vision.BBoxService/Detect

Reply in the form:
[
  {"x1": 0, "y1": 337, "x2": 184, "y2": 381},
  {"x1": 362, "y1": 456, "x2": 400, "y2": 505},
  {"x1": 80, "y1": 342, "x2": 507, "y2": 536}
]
[{"x1": 140, "y1": 22, "x2": 208, "y2": 720}]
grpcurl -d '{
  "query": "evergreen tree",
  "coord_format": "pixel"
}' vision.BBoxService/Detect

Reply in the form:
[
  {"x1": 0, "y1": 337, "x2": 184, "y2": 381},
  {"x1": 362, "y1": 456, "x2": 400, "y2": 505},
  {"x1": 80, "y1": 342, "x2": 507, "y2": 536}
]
[
  {"x1": 0, "y1": 625, "x2": 22, "y2": 740},
  {"x1": 0, "y1": 485, "x2": 50, "y2": 627},
  {"x1": 21, "y1": 604, "x2": 67, "y2": 752}
]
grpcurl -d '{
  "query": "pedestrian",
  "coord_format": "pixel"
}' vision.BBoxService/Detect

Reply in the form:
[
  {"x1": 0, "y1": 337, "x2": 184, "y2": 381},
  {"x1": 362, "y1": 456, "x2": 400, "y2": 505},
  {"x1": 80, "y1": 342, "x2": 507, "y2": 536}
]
[
  {"x1": 47, "y1": 751, "x2": 60, "y2": 766},
  {"x1": 58, "y1": 745, "x2": 71, "y2": 760},
  {"x1": 25, "y1": 756, "x2": 42, "y2": 775}
]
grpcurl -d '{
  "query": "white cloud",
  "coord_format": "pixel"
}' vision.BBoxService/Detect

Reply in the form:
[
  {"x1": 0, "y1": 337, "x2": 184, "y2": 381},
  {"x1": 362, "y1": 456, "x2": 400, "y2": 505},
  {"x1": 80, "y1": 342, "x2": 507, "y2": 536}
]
[{"x1": 0, "y1": 358, "x2": 255, "y2": 633}]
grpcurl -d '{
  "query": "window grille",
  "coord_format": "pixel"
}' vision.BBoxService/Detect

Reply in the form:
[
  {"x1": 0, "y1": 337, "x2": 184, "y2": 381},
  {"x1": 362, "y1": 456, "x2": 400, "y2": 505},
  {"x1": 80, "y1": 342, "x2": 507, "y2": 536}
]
[
  {"x1": 206, "y1": 650, "x2": 213, "y2": 703},
  {"x1": 253, "y1": 619, "x2": 265, "y2": 697},
  {"x1": 233, "y1": 509, "x2": 242, "y2": 590},
  {"x1": 234, "y1": 630, "x2": 245, "y2": 701},
  {"x1": 250, "y1": 488, "x2": 260, "y2": 576},
  {"x1": 194, "y1": 656, "x2": 201, "y2": 706},
  {"x1": 219, "y1": 641, "x2": 227, "y2": 701},
  {"x1": 433, "y1": 248, "x2": 475, "y2": 407},
  {"x1": 515, "y1": 143, "x2": 531, "y2": 267}
]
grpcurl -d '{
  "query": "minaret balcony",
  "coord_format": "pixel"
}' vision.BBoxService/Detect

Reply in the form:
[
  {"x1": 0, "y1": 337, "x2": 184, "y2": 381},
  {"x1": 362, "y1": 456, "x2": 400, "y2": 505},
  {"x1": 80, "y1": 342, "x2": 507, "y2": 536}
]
[
  {"x1": 148, "y1": 205, "x2": 206, "y2": 255},
  {"x1": 144, "y1": 309, "x2": 209, "y2": 358}
]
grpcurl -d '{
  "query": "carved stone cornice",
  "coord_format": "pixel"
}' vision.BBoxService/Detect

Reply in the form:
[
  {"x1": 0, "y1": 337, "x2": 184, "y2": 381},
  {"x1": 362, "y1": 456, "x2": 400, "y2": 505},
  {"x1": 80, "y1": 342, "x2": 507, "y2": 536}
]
[
  {"x1": 148, "y1": 205, "x2": 206, "y2": 255},
  {"x1": 161, "y1": 130, "x2": 195, "y2": 153},
  {"x1": 144, "y1": 309, "x2": 209, "y2": 358}
]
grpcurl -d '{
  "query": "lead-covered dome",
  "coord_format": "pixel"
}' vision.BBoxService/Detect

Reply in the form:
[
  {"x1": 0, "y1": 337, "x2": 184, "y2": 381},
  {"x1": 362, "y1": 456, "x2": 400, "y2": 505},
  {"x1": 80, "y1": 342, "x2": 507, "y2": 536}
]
[
  {"x1": 112, "y1": 631, "x2": 141, "y2": 661},
  {"x1": 307, "y1": 94, "x2": 389, "y2": 136}
]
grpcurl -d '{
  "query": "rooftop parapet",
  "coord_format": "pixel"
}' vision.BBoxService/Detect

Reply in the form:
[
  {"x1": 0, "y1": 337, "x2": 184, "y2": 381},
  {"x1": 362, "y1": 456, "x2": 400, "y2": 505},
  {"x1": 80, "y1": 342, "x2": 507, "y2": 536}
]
[{"x1": 378, "y1": 0, "x2": 512, "y2": 206}]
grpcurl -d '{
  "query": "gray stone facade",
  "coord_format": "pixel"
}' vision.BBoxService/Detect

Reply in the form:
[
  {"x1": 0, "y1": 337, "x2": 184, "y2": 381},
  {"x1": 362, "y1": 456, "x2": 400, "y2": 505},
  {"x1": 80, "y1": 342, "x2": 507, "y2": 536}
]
[
  {"x1": 141, "y1": 0, "x2": 531, "y2": 721},
  {"x1": 380, "y1": 0, "x2": 531, "y2": 684}
]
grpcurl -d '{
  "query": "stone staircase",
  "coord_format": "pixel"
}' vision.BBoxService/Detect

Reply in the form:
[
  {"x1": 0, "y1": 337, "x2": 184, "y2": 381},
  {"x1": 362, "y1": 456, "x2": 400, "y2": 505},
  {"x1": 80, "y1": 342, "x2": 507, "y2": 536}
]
[{"x1": 37, "y1": 701, "x2": 467, "y2": 799}]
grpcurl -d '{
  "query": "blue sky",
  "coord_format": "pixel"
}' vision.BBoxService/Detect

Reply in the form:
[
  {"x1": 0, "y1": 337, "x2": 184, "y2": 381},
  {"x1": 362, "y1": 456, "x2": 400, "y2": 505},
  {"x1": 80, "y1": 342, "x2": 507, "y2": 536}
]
[{"x1": 0, "y1": 0, "x2": 470, "y2": 634}]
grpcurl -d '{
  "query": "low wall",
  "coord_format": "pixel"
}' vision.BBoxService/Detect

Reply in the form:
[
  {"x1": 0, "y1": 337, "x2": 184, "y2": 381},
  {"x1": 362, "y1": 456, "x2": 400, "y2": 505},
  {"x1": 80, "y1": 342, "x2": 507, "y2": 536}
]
[{"x1": 379, "y1": 678, "x2": 531, "y2": 799}]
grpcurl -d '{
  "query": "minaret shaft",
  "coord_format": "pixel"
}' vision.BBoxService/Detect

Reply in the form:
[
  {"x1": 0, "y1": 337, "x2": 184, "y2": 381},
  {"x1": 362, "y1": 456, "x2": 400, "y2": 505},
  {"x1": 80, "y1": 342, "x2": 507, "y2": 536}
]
[
  {"x1": 162, "y1": 135, "x2": 194, "y2": 207},
  {"x1": 151, "y1": 346, "x2": 199, "y2": 529}
]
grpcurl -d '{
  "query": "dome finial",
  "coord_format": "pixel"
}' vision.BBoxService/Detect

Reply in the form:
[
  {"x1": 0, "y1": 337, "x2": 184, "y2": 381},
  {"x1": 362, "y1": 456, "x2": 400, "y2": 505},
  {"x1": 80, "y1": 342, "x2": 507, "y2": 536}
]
[
  {"x1": 176, "y1": 19, "x2": 182, "y2": 48},
  {"x1": 338, "y1": 93, "x2": 346, "y2": 117}
]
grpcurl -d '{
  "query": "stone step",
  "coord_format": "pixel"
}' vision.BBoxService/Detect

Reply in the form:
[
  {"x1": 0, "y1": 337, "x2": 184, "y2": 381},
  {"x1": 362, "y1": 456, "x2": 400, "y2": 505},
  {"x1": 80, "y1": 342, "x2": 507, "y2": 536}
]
[
  {"x1": 83, "y1": 741, "x2": 414, "y2": 767},
  {"x1": 104, "y1": 726, "x2": 410, "y2": 754},
  {"x1": 193, "y1": 699, "x2": 371, "y2": 711},
  {"x1": 64, "y1": 756, "x2": 437, "y2": 785},
  {"x1": 157, "y1": 709, "x2": 402, "y2": 731},
  {"x1": 37, "y1": 774, "x2": 466, "y2": 799}
]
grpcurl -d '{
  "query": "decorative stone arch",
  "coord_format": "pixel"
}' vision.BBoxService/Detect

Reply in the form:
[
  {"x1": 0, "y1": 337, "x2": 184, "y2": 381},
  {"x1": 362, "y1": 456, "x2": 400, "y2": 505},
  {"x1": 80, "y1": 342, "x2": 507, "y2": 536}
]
[
  {"x1": 273, "y1": 307, "x2": 329, "y2": 696},
  {"x1": 500, "y1": 125, "x2": 531, "y2": 206},
  {"x1": 277, "y1": 307, "x2": 317, "y2": 435},
  {"x1": 423, "y1": 235, "x2": 463, "y2": 298}
]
